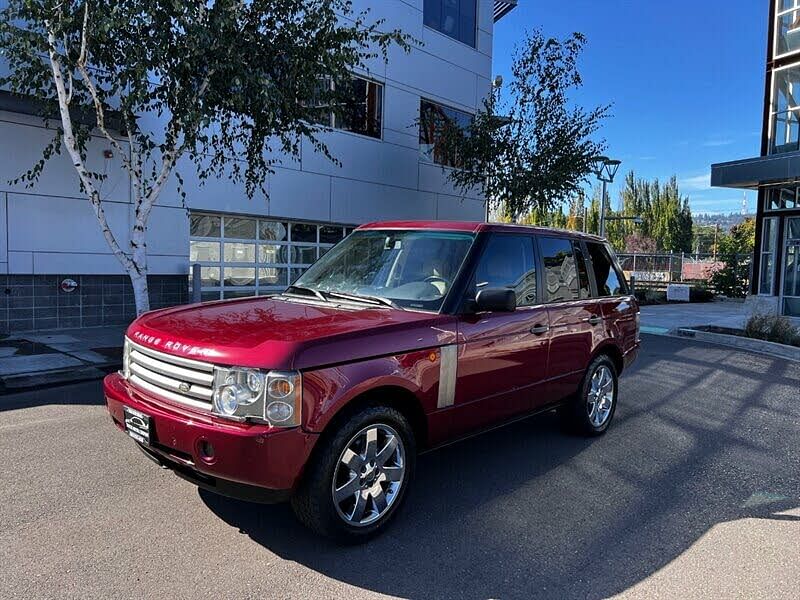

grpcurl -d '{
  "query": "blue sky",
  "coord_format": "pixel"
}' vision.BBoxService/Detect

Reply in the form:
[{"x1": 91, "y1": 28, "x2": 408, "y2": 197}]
[{"x1": 492, "y1": 0, "x2": 767, "y2": 215}]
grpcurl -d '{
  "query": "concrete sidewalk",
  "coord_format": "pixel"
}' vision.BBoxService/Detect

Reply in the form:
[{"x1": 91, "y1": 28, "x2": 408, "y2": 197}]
[
  {"x1": 0, "y1": 326, "x2": 126, "y2": 391},
  {"x1": 639, "y1": 301, "x2": 752, "y2": 334}
]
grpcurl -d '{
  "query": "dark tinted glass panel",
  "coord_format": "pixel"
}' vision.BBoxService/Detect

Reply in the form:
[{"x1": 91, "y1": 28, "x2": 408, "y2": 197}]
[
  {"x1": 337, "y1": 78, "x2": 383, "y2": 139},
  {"x1": 190, "y1": 214, "x2": 221, "y2": 237},
  {"x1": 573, "y1": 242, "x2": 591, "y2": 299},
  {"x1": 291, "y1": 223, "x2": 317, "y2": 243},
  {"x1": 320, "y1": 225, "x2": 344, "y2": 244},
  {"x1": 587, "y1": 242, "x2": 626, "y2": 296},
  {"x1": 419, "y1": 100, "x2": 473, "y2": 167},
  {"x1": 259, "y1": 221, "x2": 288, "y2": 241},
  {"x1": 540, "y1": 237, "x2": 582, "y2": 303},
  {"x1": 224, "y1": 217, "x2": 256, "y2": 239},
  {"x1": 473, "y1": 235, "x2": 537, "y2": 306},
  {"x1": 423, "y1": 0, "x2": 477, "y2": 47}
]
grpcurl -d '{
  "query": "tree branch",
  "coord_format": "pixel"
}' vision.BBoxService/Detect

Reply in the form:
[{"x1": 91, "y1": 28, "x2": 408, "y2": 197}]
[{"x1": 45, "y1": 21, "x2": 136, "y2": 273}]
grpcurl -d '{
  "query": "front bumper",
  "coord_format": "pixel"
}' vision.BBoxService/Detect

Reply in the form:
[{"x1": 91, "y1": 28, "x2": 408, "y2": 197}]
[{"x1": 104, "y1": 373, "x2": 318, "y2": 498}]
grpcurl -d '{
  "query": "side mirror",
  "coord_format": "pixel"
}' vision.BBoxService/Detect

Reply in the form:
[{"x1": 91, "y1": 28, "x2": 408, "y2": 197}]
[{"x1": 475, "y1": 288, "x2": 516, "y2": 312}]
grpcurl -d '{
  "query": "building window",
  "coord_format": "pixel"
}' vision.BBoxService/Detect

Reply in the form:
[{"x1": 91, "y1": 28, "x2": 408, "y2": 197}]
[
  {"x1": 759, "y1": 217, "x2": 779, "y2": 295},
  {"x1": 783, "y1": 217, "x2": 800, "y2": 316},
  {"x1": 770, "y1": 65, "x2": 800, "y2": 154},
  {"x1": 776, "y1": 0, "x2": 800, "y2": 57},
  {"x1": 424, "y1": 0, "x2": 477, "y2": 47},
  {"x1": 315, "y1": 75, "x2": 383, "y2": 140},
  {"x1": 419, "y1": 99, "x2": 473, "y2": 167},
  {"x1": 766, "y1": 186, "x2": 800, "y2": 210},
  {"x1": 189, "y1": 213, "x2": 351, "y2": 301}
]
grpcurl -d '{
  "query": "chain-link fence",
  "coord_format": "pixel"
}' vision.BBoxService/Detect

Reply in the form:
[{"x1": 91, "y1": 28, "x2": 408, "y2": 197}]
[{"x1": 616, "y1": 252, "x2": 752, "y2": 296}]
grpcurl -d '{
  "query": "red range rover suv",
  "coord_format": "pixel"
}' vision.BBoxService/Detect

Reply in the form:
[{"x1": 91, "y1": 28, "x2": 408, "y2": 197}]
[{"x1": 105, "y1": 221, "x2": 639, "y2": 542}]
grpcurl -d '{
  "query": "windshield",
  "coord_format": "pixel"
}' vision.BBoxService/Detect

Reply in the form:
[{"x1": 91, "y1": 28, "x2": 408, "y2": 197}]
[{"x1": 292, "y1": 229, "x2": 476, "y2": 311}]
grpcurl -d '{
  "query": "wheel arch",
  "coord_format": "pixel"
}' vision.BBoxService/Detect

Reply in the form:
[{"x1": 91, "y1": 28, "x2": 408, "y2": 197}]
[
  {"x1": 592, "y1": 342, "x2": 624, "y2": 375},
  {"x1": 318, "y1": 385, "x2": 429, "y2": 450}
]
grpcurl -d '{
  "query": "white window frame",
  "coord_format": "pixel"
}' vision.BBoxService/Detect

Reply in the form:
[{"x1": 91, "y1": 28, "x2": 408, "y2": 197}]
[{"x1": 775, "y1": 0, "x2": 800, "y2": 60}]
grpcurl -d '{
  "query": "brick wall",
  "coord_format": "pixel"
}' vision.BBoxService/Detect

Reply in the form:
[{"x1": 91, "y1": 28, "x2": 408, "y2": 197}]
[{"x1": 0, "y1": 275, "x2": 189, "y2": 333}]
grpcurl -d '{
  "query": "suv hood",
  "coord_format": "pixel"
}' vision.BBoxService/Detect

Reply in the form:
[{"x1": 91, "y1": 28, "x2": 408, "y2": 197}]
[{"x1": 128, "y1": 296, "x2": 457, "y2": 370}]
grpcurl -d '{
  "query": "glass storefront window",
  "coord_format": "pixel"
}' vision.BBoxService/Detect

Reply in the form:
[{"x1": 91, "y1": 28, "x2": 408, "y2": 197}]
[
  {"x1": 189, "y1": 213, "x2": 352, "y2": 300},
  {"x1": 783, "y1": 218, "x2": 800, "y2": 316},
  {"x1": 224, "y1": 217, "x2": 257, "y2": 239}
]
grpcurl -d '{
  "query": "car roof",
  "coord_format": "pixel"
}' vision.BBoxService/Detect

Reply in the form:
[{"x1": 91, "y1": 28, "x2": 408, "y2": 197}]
[{"x1": 356, "y1": 220, "x2": 607, "y2": 242}]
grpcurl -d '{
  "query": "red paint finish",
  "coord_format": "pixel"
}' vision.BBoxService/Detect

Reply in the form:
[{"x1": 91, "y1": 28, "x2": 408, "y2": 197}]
[
  {"x1": 452, "y1": 306, "x2": 550, "y2": 438},
  {"x1": 128, "y1": 297, "x2": 452, "y2": 370},
  {"x1": 104, "y1": 373, "x2": 317, "y2": 490},
  {"x1": 104, "y1": 221, "x2": 639, "y2": 503}
]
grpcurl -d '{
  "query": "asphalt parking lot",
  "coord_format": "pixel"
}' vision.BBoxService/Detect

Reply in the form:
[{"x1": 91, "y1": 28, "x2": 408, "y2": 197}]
[{"x1": 2, "y1": 334, "x2": 799, "y2": 599}]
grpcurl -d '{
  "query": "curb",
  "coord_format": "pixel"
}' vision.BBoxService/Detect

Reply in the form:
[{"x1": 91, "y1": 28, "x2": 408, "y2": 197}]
[
  {"x1": 0, "y1": 362, "x2": 120, "y2": 393},
  {"x1": 673, "y1": 328, "x2": 800, "y2": 363}
]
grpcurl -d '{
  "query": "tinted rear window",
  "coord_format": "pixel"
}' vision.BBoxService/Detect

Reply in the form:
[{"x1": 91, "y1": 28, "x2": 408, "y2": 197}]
[
  {"x1": 587, "y1": 242, "x2": 627, "y2": 296},
  {"x1": 540, "y1": 237, "x2": 585, "y2": 303}
]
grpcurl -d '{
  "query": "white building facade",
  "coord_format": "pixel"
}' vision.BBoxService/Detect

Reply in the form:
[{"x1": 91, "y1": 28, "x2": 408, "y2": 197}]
[{"x1": 0, "y1": 0, "x2": 515, "y2": 332}]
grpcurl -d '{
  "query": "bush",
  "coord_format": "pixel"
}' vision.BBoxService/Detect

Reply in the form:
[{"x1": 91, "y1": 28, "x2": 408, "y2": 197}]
[
  {"x1": 689, "y1": 285, "x2": 714, "y2": 303},
  {"x1": 709, "y1": 255, "x2": 750, "y2": 298},
  {"x1": 635, "y1": 288, "x2": 667, "y2": 305},
  {"x1": 743, "y1": 313, "x2": 800, "y2": 347}
]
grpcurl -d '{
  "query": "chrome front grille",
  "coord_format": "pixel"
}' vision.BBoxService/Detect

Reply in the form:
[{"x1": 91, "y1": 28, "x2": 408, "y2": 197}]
[{"x1": 126, "y1": 339, "x2": 215, "y2": 411}]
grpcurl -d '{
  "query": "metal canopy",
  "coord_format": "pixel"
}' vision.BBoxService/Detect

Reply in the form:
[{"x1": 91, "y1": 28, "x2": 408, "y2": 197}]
[{"x1": 493, "y1": 1, "x2": 518, "y2": 22}]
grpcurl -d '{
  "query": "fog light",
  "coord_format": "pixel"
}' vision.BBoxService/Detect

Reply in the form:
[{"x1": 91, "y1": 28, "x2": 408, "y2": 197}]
[
  {"x1": 199, "y1": 440, "x2": 215, "y2": 460},
  {"x1": 266, "y1": 401, "x2": 294, "y2": 423}
]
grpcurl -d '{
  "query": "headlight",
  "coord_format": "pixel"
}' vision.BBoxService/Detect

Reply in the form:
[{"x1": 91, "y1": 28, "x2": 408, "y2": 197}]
[{"x1": 211, "y1": 367, "x2": 301, "y2": 427}]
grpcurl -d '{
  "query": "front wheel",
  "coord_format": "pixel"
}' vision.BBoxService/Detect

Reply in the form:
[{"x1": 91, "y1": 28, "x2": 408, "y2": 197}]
[
  {"x1": 291, "y1": 405, "x2": 415, "y2": 543},
  {"x1": 560, "y1": 355, "x2": 618, "y2": 436}
]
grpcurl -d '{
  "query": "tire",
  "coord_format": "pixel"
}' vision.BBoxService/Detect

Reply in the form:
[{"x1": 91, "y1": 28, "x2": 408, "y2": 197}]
[
  {"x1": 559, "y1": 354, "x2": 619, "y2": 436},
  {"x1": 291, "y1": 405, "x2": 416, "y2": 543}
]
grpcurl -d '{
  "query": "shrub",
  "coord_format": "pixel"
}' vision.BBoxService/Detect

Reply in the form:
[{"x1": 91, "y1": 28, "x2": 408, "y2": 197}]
[
  {"x1": 743, "y1": 313, "x2": 800, "y2": 347},
  {"x1": 635, "y1": 288, "x2": 666, "y2": 305},
  {"x1": 689, "y1": 285, "x2": 715, "y2": 303}
]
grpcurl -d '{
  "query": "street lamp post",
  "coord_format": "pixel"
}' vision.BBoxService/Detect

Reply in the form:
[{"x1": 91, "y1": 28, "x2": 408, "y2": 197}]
[{"x1": 590, "y1": 156, "x2": 622, "y2": 239}]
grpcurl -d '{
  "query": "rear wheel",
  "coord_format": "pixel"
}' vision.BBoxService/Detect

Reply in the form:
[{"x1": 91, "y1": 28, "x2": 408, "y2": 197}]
[
  {"x1": 291, "y1": 405, "x2": 415, "y2": 543},
  {"x1": 560, "y1": 354, "x2": 618, "y2": 436}
]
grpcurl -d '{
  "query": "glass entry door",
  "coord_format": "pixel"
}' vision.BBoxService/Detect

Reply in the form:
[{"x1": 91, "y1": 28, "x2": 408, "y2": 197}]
[{"x1": 783, "y1": 217, "x2": 800, "y2": 316}]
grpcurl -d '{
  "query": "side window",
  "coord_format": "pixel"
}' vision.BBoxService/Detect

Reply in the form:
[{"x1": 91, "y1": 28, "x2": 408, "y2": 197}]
[
  {"x1": 540, "y1": 236, "x2": 585, "y2": 303},
  {"x1": 587, "y1": 242, "x2": 627, "y2": 296},
  {"x1": 473, "y1": 234, "x2": 537, "y2": 306},
  {"x1": 573, "y1": 242, "x2": 591, "y2": 299}
]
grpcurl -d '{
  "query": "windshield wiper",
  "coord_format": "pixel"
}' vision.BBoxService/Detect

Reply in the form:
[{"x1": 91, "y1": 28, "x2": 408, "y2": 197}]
[
  {"x1": 284, "y1": 285, "x2": 329, "y2": 303},
  {"x1": 324, "y1": 291, "x2": 404, "y2": 311}
]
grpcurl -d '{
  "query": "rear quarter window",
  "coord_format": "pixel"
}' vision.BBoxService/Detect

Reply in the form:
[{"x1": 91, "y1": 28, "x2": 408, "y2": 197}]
[{"x1": 587, "y1": 242, "x2": 628, "y2": 296}]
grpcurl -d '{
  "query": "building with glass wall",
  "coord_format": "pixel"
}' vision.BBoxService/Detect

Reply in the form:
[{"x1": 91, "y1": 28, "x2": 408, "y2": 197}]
[
  {"x1": 711, "y1": 0, "x2": 800, "y2": 317},
  {"x1": 0, "y1": 1, "x2": 516, "y2": 331}
]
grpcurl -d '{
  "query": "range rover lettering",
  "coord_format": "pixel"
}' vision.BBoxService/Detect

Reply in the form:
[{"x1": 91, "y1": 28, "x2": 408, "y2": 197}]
[{"x1": 104, "y1": 221, "x2": 640, "y2": 542}]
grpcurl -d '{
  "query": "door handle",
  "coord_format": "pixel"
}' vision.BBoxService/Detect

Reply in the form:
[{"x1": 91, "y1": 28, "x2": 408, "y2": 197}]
[
  {"x1": 530, "y1": 324, "x2": 550, "y2": 335},
  {"x1": 584, "y1": 315, "x2": 602, "y2": 326}
]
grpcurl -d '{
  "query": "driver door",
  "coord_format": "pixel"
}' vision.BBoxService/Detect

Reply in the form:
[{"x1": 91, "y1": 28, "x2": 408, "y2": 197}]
[{"x1": 449, "y1": 234, "x2": 551, "y2": 438}]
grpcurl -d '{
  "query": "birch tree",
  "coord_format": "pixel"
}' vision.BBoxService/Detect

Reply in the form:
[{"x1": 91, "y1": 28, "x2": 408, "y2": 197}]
[{"x1": 0, "y1": 0, "x2": 407, "y2": 313}]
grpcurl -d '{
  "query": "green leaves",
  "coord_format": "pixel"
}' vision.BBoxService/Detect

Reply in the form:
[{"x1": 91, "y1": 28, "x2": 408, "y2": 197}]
[
  {"x1": 436, "y1": 29, "x2": 608, "y2": 220},
  {"x1": 0, "y1": 0, "x2": 409, "y2": 198}
]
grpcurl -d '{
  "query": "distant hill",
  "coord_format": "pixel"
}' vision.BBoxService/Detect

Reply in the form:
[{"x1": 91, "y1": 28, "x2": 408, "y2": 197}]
[{"x1": 693, "y1": 212, "x2": 756, "y2": 228}]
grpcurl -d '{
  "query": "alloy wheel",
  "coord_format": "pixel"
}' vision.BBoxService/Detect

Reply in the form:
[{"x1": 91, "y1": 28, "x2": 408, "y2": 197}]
[
  {"x1": 332, "y1": 424, "x2": 405, "y2": 527},
  {"x1": 587, "y1": 365, "x2": 615, "y2": 427}
]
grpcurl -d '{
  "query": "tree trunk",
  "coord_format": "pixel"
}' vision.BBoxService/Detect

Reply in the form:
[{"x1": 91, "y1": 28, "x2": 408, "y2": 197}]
[
  {"x1": 129, "y1": 267, "x2": 150, "y2": 315},
  {"x1": 129, "y1": 222, "x2": 150, "y2": 315}
]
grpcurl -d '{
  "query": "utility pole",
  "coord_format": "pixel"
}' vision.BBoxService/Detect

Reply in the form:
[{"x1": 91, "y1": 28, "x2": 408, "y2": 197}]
[{"x1": 713, "y1": 223, "x2": 719, "y2": 261}]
